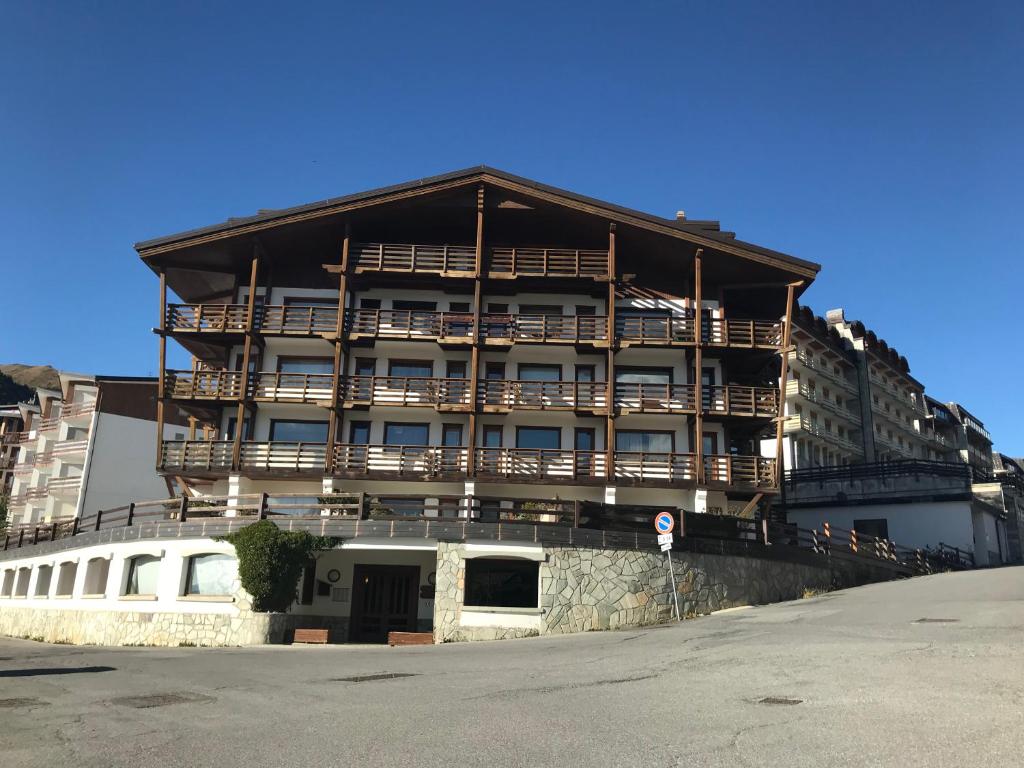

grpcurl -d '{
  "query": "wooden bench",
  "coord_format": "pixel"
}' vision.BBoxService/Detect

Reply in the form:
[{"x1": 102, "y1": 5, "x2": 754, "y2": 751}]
[
  {"x1": 293, "y1": 628, "x2": 329, "y2": 644},
  {"x1": 387, "y1": 632, "x2": 433, "y2": 647}
]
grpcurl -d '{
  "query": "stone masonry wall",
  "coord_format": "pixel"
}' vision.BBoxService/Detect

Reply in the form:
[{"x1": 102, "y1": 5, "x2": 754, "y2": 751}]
[{"x1": 435, "y1": 543, "x2": 863, "y2": 642}]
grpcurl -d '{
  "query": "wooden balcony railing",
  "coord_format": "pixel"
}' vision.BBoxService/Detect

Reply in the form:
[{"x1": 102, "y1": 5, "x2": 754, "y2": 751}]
[
  {"x1": 479, "y1": 314, "x2": 608, "y2": 344},
  {"x1": 704, "y1": 455, "x2": 776, "y2": 487},
  {"x1": 258, "y1": 305, "x2": 339, "y2": 335},
  {"x1": 488, "y1": 248, "x2": 608, "y2": 278},
  {"x1": 339, "y1": 376, "x2": 472, "y2": 408},
  {"x1": 614, "y1": 383, "x2": 697, "y2": 413},
  {"x1": 704, "y1": 318, "x2": 782, "y2": 349},
  {"x1": 50, "y1": 440, "x2": 89, "y2": 458},
  {"x1": 474, "y1": 448, "x2": 606, "y2": 481},
  {"x1": 333, "y1": 444, "x2": 469, "y2": 477},
  {"x1": 160, "y1": 440, "x2": 234, "y2": 472},
  {"x1": 165, "y1": 370, "x2": 245, "y2": 400},
  {"x1": 478, "y1": 380, "x2": 608, "y2": 411},
  {"x1": 616, "y1": 316, "x2": 696, "y2": 345},
  {"x1": 166, "y1": 304, "x2": 249, "y2": 333},
  {"x1": 784, "y1": 416, "x2": 863, "y2": 454},
  {"x1": 59, "y1": 402, "x2": 95, "y2": 420},
  {"x1": 703, "y1": 385, "x2": 778, "y2": 417},
  {"x1": 250, "y1": 373, "x2": 335, "y2": 403},
  {"x1": 46, "y1": 476, "x2": 82, "y2": 495},
  {"x1": 346, "y1": 309, "x2": 475, "y2": 342},
  {"x1": 239, "y1": 442, "x2": 328, "y2": 474},
  {"x1": 613, "y1": 452, "x2": 697, "y2": 483},
  {"x1": 351, "y1": 243, "x2": 477, "y2": 275}
]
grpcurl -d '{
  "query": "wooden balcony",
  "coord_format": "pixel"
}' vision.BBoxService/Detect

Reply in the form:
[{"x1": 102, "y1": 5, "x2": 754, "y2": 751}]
[
  {"x1": 165, "y1": 370, "x2": 245, "y2": 400},
  {"x1": 474, "y1": 448, "x2": 607, "y2": 482},
  {"x1": 614, "y1": 383, "x2": 696, "y2": 413},
  {"x1": 704, "y1": 318, "x2": 782, "y2": 349},
  {"x1": 46, "y1": 476, "x2": 82, "y2": 496},
  {"x1": 704, "y1": 455, "x2": 776, "y2": 488},
  {"x1": 351, "y1": 243, "x2": 477, "y2": 276},
  {"x1": 160, "y1": 440, "x2": 234, "y2": 472},
  {"x1": 704, "y1": 385, "x2": 778, "y2": 417},
  {"x1": 166, "y1": 303, "x2": 249, "y2": 333},
  {"x1": 333, "y1": 444, "x2": 468, "y2": 478},
  {"x1": 479, "y1": 314, "x2": 608, "y2": 345},
  {"x1": 478, "y1": 380, "x2": 607, "y2": 412},
  {"x1": 616, "y1": 316, "x2": 782, "y2": 349},
  {"x1": 258, "y1": 305, "x2": 338, "y2": 335},
  {"x1": 50, "y1": 439, "x2": 89, "y2": 459},
  {"x1": 340, "y1": 376, "x2": 472, "y2": 409},
  {"x1": 346, "y1": 309, "x2": 475, "y2": 343},
  {"x1": 251, "y1": 372, "x2": 335, "y2": 404},
  {"x1": 240, "y1": 442, "x2": 328, "y2": 474},
  {"x1": 613, "y1": 452, "x2": 697, "y2": 483},
  {"x1": 488, "y1": 248, "x2": 608, "y2": 279}
]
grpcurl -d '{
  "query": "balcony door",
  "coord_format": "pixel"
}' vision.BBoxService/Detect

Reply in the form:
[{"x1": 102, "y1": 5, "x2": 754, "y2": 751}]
[
  {"x1": 518, "y1": 364, "x2": 562, "y2": 407},
  {"x1": 268, "y1": 420, "x2": 329, "y2": 444},
  {"x1": 616, "y1": 367, "x2": 672, "y2": 410}
]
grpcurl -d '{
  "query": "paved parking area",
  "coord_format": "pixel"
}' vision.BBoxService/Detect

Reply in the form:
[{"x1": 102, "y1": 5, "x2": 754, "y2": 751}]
[{"x1": 1, "y1": 567, "x2": 1022, "y2": 767}]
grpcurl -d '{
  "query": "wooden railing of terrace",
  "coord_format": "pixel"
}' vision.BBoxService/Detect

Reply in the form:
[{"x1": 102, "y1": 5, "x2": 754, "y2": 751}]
[
  {"x1": 258, "y1": 305, "x2": 339, "y2": 335},
  {"x1": 487, "y1": 248, "x2": 609, "y2": 278},
  {"x1": 165, "y1": 370, "x2": 245, "y2": 400},
  {"x1": 478, "y1": 380, "x2": 608, "y2": 411},
  {"x1": 473, "y1": 448, "x2": 607, "y2": 481},
  {"x1": 166, "y1": 304, "x2": 249, "y2": 333},
  {"x1": 345, "y1": 309, "x2": 475, "y2": 342},
  {"x1": 338, "y1": 376, "x2": 472, "y2": 409},
  {"x1": 250, "y1": 373, "x2": 335, "y2": 403},
  {"x1": 703, "y1": 385, "x2": 779, "y2": 417},
  {"x1": 479, "y1": 314, "x2": 608, "y2": 344},
  {"x1": 612, "y1": 452, "x2": 697, "y2": 483},
  {"x1": 350, "y1": 243, "x2": 477, "y2": 275},
  {"x1": 333, "y1": 445, "x2": 469, "y2": 477},
  {"x1": 614, "y1": 383, "x2": 697, "y2": 413}
]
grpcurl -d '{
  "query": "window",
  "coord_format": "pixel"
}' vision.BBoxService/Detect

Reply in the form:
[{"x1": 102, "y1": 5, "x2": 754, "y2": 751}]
[
  {"x1": 485, "y1": 362, "x2": 505, "y2": 380},
  {"x1": 269, "y1": 420, "x2": 329, "y2": 443},
  {"x1": 354, "y1": 358, "x2": 376, "y2": 376},
  {"x1": 389, "y1": 360, "x2": 433, "y2": 378},
  {"x1": 574, "y1": 305, "x2": 596, "y2": 316},
  {"x1": 449, "y1": 301, "x2": 470, "y2": 312},
  {"x1": 277, "y1": 357, "x2": 334, "y2": 374},
  {"x1": 482, "y1": 425, "x2": 503, "y2": 447},
  {"x1": 575, "y1": 365, "x2": 596, "y2": 383},
  {"x1": 184, "y1": 554, "x2": 237, "y2": 596},
  {"x1": 516, "y1": 427, "x2": 560, "y2": 449},
  {"x1": 393, "y1": 300, "x2": 437, "y2": 311},
  {"x1": 384, "y1": 423, "x2": 430, "y2": 446},
  {"x1": 518, "y1": 304, "x2": 562, "y2": 315},
  {"x1": 374, "y1": 497, "x2": 426, "y2": 517},
  {"x1": 518, "y1": 364, "x2": 561, "y2": 381},
  {"x1": 14, "y1": 567, "x2": 30, "y2": 597},
  {"x1": 615, "y1": 431, "x2": 673, "y2": 452},
  {"x1": 349, "y1": 421, "x2": 371, "y2": 444},
  {"x1": 83, "y1": 557, "x2": 110, "y2": 596},
  {"x1": 486, "y1": 303, "x2": 508, "y2": 314},
  {"x1": 55, "y1": 562, "x2": 77, "y2": 596},
  {"x1": 283, "y1": 296, "x2": 337, "y2": 307},
  {"x1": 615, "y1": 368, "x2": 672, "y2": 385},
  {"x1": 464, "y1": 558, "x2": 539, "y2": 608},
  {"x1": 574, "y1": 428, "x2": 595, "y2": 451},
  {"x1": 300, "y1": 558, "x2": 316, "y2": 605},
  {"x1": 442, "y1": 423, "x2": 463, "y2": 447},
  {"x1": 446, "y1": 361, "x2": 467, "y2": 379},
  {"x1": 359, "y1": 298, "x2": 382, "y2": 309},
  {"x1": 125, "y1": 555, "x2": 161, "y2": 596},
  {"x1": 225, "y1": 416, "x2": 253, "y2": 441},
  {"x1": 1, "y1": 569, "x2": 13, "y2": 597}
]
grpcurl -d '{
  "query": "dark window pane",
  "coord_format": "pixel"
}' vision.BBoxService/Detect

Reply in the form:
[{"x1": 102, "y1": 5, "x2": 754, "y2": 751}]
[
  {"x1": 283, "y1": 297, "x2": 338, "y2": 307},
  {"x1": 575, "y1": 305, "x2": 597, "y2": 316},
  {"x1": 575, "y1": 366, "x2": 595, "y2": 382},
  {"x1": 359, "y1": 298, "x2": 381, "y2": 309},
  {"x1": 483, "y1": 426, "x2": 503, "y2": 447},
  {"x1": 354, "y1": 358, "x2": 376, "y2": 376},
  {"x1": 393, "y1": 300, "x2": 437, "y2": 311},
  {"x1": 518, "y1": 365, "x2": 561, "y2": 382},
  {"x1": 278, "y1": 357, "x2": 334, "y2": 374},
  {"x1": 446, "y1": 361, "x2": 467, "y2": 379},
  {"x1": 269, "y1": 421, "x2": 329, "y2": 442},
  {"x1": 574, "y1": 429, "x2": 595, "y2": 451},
  {"x1": 349, "y1": 422, "x2": 370, "y2": 444},
  {"x1": 464, "y1": 558, "x2": 539, "y2": 608},
  {"x1": 615, "y1": 431, "x2": 673, "y2": 452},
  {"x1": 615, "y1": 368, "x2": 672, "y2": 384},
  {"x1": 384, "y1": 423, "x2": 430, "y2": 446},
  {"x1": 442, "y1": 424, "x2": 463, "y2": 447},
  {"x1": 519, "y1": 304, "x2": 562, "y2": 315},
  {"x1": 485, "y1": 363, "x2": 505, "y2": 380},
  {"x1": 449, "y1": 302, "x2": 470, "y2": 312},
  {"x1": 389, "y1": 361, "x2": 433, "y2": 378},
  {"x1": 517, "y1": 427, "x2": 560, "y2": 450}
]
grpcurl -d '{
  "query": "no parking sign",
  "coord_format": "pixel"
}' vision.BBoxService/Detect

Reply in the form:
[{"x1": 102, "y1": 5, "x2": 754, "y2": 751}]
[
  {"x1": 654, "y1": 511, "x2": 682, "y2": 622},
  {"x1": 654, "y1": 511, "x2": 675, "y2": 535}
]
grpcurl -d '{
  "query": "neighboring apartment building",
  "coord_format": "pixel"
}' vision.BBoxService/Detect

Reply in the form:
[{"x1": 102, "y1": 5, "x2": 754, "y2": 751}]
[
  {"x1": 0, "y1": 405, "x2": 27, "y2": 496},
  {"x1": 946, "y1": 402, "x2": 995, "y2": 476},
  {"x1": 5, "y1": 373, "x2": 187, "y2": 528},
  {"x1": 993, "y1": 454, "x2": 1024, "y2": 562},
  {"x1": 123, "y1": 166, "x2": 820, "y2": 642}
]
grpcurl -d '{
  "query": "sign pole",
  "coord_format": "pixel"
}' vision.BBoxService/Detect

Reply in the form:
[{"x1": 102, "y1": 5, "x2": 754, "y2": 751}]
[{"x1": 666, "y1": 548, "x2": 681, "y2": 622}]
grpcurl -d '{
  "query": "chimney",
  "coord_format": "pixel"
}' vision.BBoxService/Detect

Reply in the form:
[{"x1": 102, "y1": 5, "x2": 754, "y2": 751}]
[
  {"x1": 825, "y1": 308, "x2": 846, "y2": 326},
  {"x1": 675, "y1": 210, "x2": 686, "y2": 221}
]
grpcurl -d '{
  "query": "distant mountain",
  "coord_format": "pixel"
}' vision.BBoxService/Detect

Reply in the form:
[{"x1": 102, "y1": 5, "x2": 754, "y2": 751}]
[{"x1": 0, "y1": 363, "x2": 61, "y2": 394}]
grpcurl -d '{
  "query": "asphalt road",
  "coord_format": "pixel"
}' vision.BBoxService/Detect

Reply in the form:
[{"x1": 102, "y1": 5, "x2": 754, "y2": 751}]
[{"x1": 2, "y1": 567, "x2": 1022, "y2": 768}]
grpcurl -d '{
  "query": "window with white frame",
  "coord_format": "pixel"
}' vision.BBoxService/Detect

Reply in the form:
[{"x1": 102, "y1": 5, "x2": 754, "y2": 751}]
[
  {"x1": 124, "y1": 555, "x2": 161, "y2": 596},
  {"x1": 0, "y1": 569, "x2": 13, "y2": 597},
  {"x1": 55, "y1": 562, "x2": 77, "y2": 596},
  {"x1": 183, "y1": 554, "x2": 237, "y2": 596},
  {"x1": 83, "y1": 557, "x2": 110, "y2": 596},
  {"x1": 34, "y1": 564, "x2": 53, "y2": 597}
]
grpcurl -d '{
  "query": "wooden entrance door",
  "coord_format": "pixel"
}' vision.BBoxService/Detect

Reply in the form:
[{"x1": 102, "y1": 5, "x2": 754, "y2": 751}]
[{"x1": 349, "y1": 565, "x2": 420, "y2": 643}]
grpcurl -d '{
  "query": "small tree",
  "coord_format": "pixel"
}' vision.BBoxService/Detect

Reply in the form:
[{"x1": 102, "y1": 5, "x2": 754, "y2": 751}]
[
  {"x1": 216, "y1": 521, "x2": 331, "y2": 612},
  {"x1": 0, "y1": 493, "x2": 8, "y2": 532}
]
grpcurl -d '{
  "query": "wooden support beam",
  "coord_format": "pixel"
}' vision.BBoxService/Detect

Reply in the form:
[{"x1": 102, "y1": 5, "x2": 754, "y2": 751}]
[
  {"x1": 156, "y1": 269, "x2": 167, "y2": 468},
  {"x1": 326, "y1": 223, "x2": 351, "y2": 473},
  {"x1": 739, "y1": 492, "x2": 764, "y2": 519},
  {"x1": 231, "y1": 251, "x2": 260, "y2": 470},
  {"x1": 467, "y1": 184, "x2": 485, "y2": 477},
  {"x1": 693, "y1": 249, "x2": 704, "y2": 486},
  {"x1": 773, "y1": 280, "x2": 802, "y2": 487},
  {"x1": 606, "y1": 223, "x2": 617, "y2": 482}
]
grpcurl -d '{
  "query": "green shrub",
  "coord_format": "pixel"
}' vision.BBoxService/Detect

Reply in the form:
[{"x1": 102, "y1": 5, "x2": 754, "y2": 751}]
[{"x1": 216, "y1": 521, "x2": 333, "y2": 613}]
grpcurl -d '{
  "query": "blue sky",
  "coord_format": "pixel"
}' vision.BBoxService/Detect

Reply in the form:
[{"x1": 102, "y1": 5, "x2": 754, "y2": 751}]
[{"x1": 1, "y1": 2, "x2": 1021, "y2": 452}]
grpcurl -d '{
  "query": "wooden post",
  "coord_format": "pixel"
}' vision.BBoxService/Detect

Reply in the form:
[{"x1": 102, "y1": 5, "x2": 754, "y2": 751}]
[
  {"x1": 606, "y1": 223, "x2": 617, "y2": 483},
  {"x1": 94, "y1": 510, "x2": 102, "y2": 532},
  {"x1": 693, "y1": 249, "x2": 704, "y2": 485},
  {"x1": 179, "y1": 494, "x2": 188, "y2": 522},
  {"x1": 156, "y1": 269, "x2": 167, "y2": 468},
  {"x1": 126, "y1": 502, "x2": 135, "y2": 528},
  {"x1": 467, "y1": 184, "x2": 484, "y2": 477},
  {"x1": 326, "y1": 224, "x2": 351, "y2": 473},
  {"x1": 232, "y1": 252, "x2": 261, "y2": 470},
  {"x1": 259, "y1": 491, "x2": 269, "y2": 519},
  {"x1": 773, "y1": 281, "x2": 801, "y2": 487}
]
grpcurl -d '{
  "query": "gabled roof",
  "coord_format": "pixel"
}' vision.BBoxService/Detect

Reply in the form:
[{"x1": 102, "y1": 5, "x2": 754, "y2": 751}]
[{"x1": 134, "y1": 165, "x2": 820, "y2": 278}]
